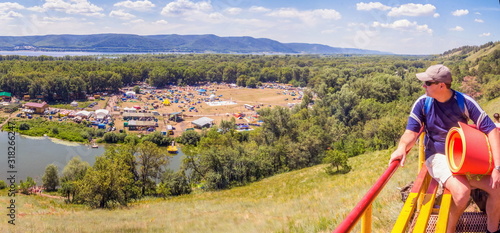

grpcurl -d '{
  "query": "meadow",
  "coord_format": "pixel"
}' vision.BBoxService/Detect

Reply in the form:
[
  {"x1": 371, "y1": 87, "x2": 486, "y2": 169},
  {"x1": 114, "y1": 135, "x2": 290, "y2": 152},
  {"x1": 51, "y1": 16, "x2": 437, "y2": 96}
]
[{"x1": 0, "y1": 148, "x2": 418, "y2": 233}]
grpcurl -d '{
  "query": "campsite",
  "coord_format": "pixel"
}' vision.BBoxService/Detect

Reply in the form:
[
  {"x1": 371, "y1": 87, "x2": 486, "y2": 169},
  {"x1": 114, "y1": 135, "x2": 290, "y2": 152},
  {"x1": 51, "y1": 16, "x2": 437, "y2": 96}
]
[{"x1": 1, "y1": 83, "x2": 303, "y2": 138}]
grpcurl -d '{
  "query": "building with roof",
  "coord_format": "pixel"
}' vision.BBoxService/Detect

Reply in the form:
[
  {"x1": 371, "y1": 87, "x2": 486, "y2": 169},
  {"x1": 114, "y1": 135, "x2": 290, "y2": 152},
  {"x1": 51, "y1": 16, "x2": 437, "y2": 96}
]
[
  {"x1": 122, "y1": 112, "x2": 155, "y2": 121},
  {"x1": 0, "y1": 92, "x2": 12, "y2": 102},
  {"x1": 125, "y1": 120, "x2": 158, "y2": 131},
  {"x1": 191, "y1": 117, "x2": 214, "y2": 129},
  {"x1": 24, "y1": 102, "x2": 49, "y2": 114}
]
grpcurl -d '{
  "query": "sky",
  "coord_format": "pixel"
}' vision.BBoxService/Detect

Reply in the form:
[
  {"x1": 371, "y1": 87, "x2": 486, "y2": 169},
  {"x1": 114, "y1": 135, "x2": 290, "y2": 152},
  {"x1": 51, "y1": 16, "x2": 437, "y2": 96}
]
[{"x1": 0, "y1": 0, "x2": 499, "y2": 55}]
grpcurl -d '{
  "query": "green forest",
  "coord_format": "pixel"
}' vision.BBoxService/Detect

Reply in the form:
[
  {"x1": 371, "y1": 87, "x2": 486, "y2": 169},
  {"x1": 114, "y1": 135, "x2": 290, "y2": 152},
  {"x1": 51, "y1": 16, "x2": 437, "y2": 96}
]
[{"x1": 1, "y1": 41, "x2": 500, "y2": 208}]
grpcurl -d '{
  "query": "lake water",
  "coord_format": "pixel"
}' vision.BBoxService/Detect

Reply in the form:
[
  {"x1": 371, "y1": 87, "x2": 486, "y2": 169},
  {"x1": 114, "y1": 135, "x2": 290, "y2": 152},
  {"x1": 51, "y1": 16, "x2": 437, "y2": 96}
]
[
  {"x1": 0, "y1": 51, "x2": 167, "y2": 57},
  {"x1": 0, "y1": 131, "x2": 184, "y2": 184}
]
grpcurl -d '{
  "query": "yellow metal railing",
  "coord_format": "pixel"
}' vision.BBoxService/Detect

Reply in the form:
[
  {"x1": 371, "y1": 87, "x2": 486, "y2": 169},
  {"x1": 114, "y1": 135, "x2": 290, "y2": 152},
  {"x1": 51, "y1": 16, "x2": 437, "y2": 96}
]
[{"x1": 334, "y1": 133, "x2": 452, "y2": 232}]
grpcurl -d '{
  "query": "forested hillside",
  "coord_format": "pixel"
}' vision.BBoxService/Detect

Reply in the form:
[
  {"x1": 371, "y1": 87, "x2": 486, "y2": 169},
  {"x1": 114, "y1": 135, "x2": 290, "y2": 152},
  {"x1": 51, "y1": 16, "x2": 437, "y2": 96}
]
[
  {"x1": 1, "y1": 42, "x2": 499, "y2": 207},
  {"x1": 0, "y1": 34, "x2": 388, "y2": 54}
]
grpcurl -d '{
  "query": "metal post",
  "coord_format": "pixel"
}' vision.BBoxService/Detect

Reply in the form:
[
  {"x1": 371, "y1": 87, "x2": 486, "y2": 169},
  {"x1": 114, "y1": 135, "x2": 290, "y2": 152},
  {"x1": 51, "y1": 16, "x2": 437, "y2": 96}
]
[{"x1": 361, "y1": 205, "x2": 372, "y2": 233}]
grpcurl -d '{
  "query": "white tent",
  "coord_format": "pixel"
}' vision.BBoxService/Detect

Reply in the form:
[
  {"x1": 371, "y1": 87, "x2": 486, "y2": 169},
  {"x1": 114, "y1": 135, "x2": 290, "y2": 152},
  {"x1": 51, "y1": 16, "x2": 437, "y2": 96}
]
[
  {"x1": 70, "y1": 101, "x2": 78, "y2": 107},
  {"x1": 95, "y1": 109, "x2": 109, "y2": 119},
  {"x1": 123, "y1": 107, "x2": 137, "y2": 113},
  {"x1": 125, "y1": 91, "x2": 136, "y2": 97},
  {"x1": 75, "y1": 110, "x2": 93, "y2": 118},
  {"x1": 192, "y1": 117, "x2": 214, "y2": 128},
  {"x1": 209, "y1": 94, "x2": 216, "y2": 101}
]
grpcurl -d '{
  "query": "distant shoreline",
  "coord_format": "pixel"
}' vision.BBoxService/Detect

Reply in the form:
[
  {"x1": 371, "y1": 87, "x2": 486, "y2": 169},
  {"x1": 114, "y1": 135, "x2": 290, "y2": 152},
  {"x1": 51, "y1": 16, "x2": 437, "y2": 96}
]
[{"x1": 0, "y1": 51, "x2": 153, "y2": 57}]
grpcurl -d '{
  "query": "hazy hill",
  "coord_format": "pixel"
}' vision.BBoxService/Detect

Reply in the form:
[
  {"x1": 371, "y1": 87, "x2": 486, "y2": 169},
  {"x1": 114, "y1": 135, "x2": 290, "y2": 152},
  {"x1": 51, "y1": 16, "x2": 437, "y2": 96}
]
[{"x1": 0, "y1": 34, "x2": 390, "y2": 55}]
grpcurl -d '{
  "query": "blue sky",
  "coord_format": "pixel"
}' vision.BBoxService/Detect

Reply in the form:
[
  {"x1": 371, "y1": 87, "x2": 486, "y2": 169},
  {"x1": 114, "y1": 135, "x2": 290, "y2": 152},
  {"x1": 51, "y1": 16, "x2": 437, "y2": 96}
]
[{"x1": 0, "y1": 0, "x2": 499, "y2": 54}]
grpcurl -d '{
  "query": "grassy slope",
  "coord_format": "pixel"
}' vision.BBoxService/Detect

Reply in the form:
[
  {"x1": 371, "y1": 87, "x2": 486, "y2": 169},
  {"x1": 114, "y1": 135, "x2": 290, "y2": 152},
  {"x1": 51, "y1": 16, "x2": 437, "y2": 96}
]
[
  {"x1": 481, "y1": 96, "x2": 500, "y2": 117},
  {"x1": 466, "y1": 42, "x2": 500, "y2": 63},
  {"x1": 5, "y1": 96, "x2": 497, "y2": 233},
  {"x1": 0, "y1": 149, "x2": 419, "y2": 233}
]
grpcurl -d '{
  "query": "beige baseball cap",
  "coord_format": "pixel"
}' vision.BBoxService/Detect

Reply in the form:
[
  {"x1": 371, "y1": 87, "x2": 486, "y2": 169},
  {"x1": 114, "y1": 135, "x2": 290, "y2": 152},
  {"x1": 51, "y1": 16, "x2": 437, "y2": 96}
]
[{"x1": 416, "y1": 64, "x2": 452, "y2": 84}]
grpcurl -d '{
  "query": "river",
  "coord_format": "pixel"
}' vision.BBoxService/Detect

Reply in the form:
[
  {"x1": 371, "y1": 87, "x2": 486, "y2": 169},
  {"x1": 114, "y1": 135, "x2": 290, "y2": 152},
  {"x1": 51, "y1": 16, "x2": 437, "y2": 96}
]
[
  {"x1": 0, "y1": 131, "x2": 184, "y2": 184},
  {"x1": 0, "y1": 51, "x2": 164, "y2": 57}
]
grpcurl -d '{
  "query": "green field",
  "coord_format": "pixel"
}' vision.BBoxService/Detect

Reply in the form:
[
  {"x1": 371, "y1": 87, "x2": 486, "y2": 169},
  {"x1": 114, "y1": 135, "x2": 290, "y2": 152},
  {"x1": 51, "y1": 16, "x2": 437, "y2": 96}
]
[{"x1": 0, "y1": 148, "x2": 418, "y2": 233}]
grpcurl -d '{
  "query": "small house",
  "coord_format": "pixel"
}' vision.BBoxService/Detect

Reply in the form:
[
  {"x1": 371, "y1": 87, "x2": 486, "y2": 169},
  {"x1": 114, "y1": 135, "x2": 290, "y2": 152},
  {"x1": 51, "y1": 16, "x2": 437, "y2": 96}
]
[
  {"x1": 0, "y1": 92, "x2": 12, "y2": 102},
  {"x1": 24, "y1": 102, "x2": 49, "y2": 114}
]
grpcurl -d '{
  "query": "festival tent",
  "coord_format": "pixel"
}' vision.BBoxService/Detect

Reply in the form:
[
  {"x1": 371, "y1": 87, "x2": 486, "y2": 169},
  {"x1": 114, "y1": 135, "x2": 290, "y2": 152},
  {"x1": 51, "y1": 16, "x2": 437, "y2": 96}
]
[
  {"x1": 58, "y1": 110, "x2": 72, "y2": 117},
  {"x1": 125, "y1": 91, "x2": 136, "y2": 98},
  {"x1": 209, "y1": 94, "x2": 216, "y2": 101},
  {"x1": 123, "y1": 107, "x2": 136, "y2": 112},
  {"x1": 95, "y1": 109, "x2": 109, "y2": 119},
  {"x1": 75, "y1": 110, "x2": 93, "y2": 118},
  {"x1": 163, "y1": 99, "x2": 171, "y2": 105},
  {"x1": 191, "y1": 117, "x2": 214, "y2": 128},
  {"x1": 70, "y1": 101, "x2": 79, "y2": 107}
]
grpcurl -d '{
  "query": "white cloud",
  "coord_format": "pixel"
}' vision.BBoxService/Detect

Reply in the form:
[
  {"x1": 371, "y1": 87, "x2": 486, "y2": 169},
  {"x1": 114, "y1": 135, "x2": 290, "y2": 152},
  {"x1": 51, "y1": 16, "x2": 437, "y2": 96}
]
[
  {"x1": 208, "y1": 12, "x2": 224, "y2": 20},
  {"x1": 109, "y1": 9, "x2": 136, "y2": 20},
  {"x1": 475, "y1": 19, "x2": 484, "y2": 23},
  {"x1": 225, "y1": 7, "x2": 242, "y2": 15},
  {"x1": 388, "y1": 3, "x2": 436, "y2": 17},
  {"x1": 267, "y1": 8, "x2": 341, "y2": 25},
  {"x1": 161, "y1": 0, "x2": 212, "y2": 17},
  {"x1": 27, "y1": 6, "x2": 46, "y2": 12},
  {"x1": 154, "y1": 20, "x2": 169, "y2": 25},
  {"x1": 433, "y1": 13, "x2": 440, "y2": 18},
  {"x1": 449, "y1": 26, "x2": 464, "y2": 31},
  {"x1": 42, "y1": 0, "x2": 105, "y2": 17},
  {"x1": 356, "y1": 2, "x2": 391, "y2": 11},
  {"x1": 0, "y1": 11, "x2": 23, "y2": 20},
  {"x1": 479, "y1": 32, "x2": 491, "y2": 37},
  {"x1": 372, "y1": 19, "x2": 432, "y2": 34},
  {"x1": 452, "y1": 9, "x2": 469, "y2": 16},
  {"x1": 130, "y1": 19, "x2": 144, "y2": 24},
  {"x1": 42, "y1": 16, "x2": 73, "y2": 21},
  {"x1": 249, "y1": 6, "x2": 271, "y2": 13},
  {"x1": 0, "y1": 2, "x2": 25, "y2": 12},
  {"x1": 321, "y1": 29, "x2": 337, "y2": 34},
  {"x1": 114, "y1": 0, "x2": 155, "y2": 11}
]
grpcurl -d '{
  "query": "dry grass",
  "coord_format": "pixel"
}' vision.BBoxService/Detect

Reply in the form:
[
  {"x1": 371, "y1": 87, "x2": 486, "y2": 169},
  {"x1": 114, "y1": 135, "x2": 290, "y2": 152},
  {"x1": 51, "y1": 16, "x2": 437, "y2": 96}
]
[
  {"x1": 481, "y1": 96, "x2": 500, "y2": 117},
  {"x1": 116, "y1": 84, "x2": 301, "y2": 135},
  {"x1": 0, "y1": 148, "x2": 418, "y2": 233},
  {"x1": 466, "y1": 43, "x2": 500, "y2": 63}
]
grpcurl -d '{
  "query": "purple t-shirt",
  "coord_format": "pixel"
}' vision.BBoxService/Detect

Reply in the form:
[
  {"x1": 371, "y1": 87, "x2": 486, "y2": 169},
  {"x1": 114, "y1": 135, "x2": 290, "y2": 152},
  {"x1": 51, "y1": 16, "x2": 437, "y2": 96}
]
[{"x1": 406, "y1": 90, "x2": 496, "y2": 159}]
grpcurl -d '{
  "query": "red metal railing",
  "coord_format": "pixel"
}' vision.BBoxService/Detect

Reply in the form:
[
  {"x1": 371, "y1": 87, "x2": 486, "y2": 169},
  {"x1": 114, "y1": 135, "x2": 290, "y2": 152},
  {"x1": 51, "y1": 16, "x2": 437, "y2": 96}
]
[{"x1": 333, "y1": 160, "x2": 401, "y2": 233}]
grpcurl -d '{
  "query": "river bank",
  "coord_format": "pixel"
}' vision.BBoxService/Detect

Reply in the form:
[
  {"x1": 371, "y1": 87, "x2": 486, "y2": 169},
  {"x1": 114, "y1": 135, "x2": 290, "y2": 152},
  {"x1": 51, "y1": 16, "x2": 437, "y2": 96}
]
[{"x1": 0, "y1": 131, "x2": 184, "y2": 182}]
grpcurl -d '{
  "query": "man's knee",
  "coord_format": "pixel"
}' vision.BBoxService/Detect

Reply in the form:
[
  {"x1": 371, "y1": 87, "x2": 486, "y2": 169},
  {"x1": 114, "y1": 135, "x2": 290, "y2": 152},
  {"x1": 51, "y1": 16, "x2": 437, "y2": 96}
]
[{"x1": 445, "y1": 177, "x2": 472, "y2": 204}]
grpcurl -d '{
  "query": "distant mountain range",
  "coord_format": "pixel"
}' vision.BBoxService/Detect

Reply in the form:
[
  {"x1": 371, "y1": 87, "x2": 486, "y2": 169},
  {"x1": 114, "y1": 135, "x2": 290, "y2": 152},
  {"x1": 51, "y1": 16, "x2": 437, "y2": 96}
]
[{"x1": 0, "y1": 34, "x2": 390, "y2": 55}]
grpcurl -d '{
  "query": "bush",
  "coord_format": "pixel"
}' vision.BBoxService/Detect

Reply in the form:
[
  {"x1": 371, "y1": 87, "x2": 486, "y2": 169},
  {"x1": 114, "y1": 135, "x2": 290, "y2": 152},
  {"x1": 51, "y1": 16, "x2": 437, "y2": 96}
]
[
  {"x1": 159, "y1": 170, "x2": 192, "y2": 197},
  {"x1": 141, "y1": 131, "x2": 169, "y2": 146},
  {"x1": 42, "y1": 164, "x2": 59, "y2": 191},
  {"x1": 124, "y1": 135, "x2": 140, "y2": 145},
  {"x1": 103, "y1": 132, "x2": 118, "y2": 143},
  {"x1": 51, "y1": 127, "x2": 59, "y2": 135},
  {"x1": 19, "y1": 122, "x2": 30, "y2": 130},
  {"x1": 323, "y1": 150, "x2": 351, "y2": 174},
  {"x1": 0, "y1": 180, "x2": 6, "y2": 189}
]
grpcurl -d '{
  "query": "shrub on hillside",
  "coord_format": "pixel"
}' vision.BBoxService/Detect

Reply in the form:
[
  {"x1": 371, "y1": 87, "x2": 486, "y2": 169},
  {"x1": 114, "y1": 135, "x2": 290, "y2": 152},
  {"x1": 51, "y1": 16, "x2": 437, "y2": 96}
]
[{"x1": 19, "y1": 122, "x2": 30, "y2": 130}]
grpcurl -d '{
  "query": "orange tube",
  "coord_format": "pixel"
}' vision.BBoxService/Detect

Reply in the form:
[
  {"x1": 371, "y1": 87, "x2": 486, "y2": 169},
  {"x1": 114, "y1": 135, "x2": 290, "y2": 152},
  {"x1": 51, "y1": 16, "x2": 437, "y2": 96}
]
[{"x1": 445, "y1": 122, "x2": 493, "y2": 175}]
